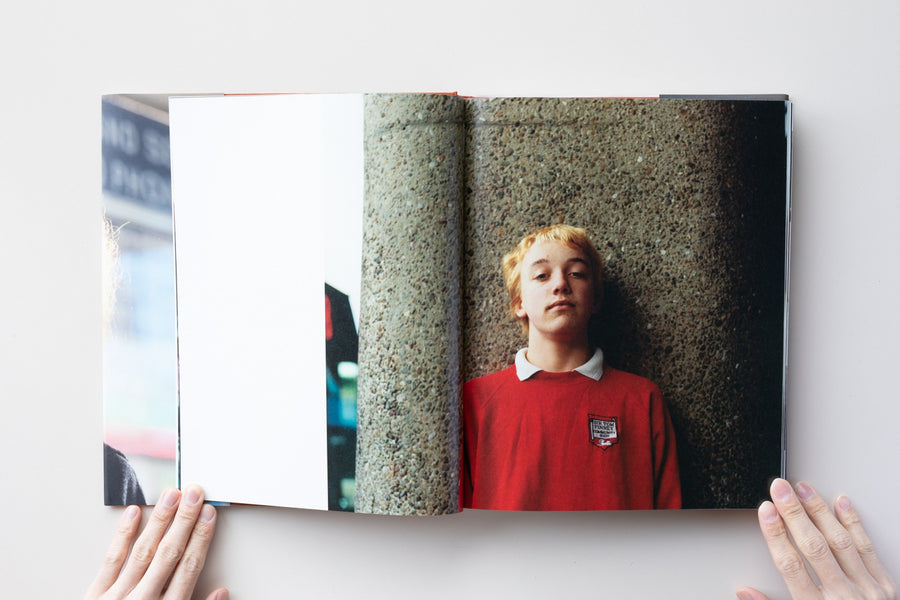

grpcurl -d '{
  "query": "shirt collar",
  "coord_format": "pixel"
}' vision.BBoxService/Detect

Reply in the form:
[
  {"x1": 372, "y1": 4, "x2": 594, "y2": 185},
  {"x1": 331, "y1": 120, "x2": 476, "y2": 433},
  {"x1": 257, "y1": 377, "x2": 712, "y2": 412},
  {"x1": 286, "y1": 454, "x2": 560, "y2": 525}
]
[{"x1": 514, "y1": 347, "x2": 604, "y2": 381}]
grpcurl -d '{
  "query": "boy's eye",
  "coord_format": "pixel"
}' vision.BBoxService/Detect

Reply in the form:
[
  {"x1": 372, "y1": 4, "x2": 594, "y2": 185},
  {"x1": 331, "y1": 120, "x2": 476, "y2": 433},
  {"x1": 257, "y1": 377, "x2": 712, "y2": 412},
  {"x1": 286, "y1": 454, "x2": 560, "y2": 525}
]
[
  {"x1": 534, "y1": 273, "x2": 549, "y2": 280},
  {"x1": 569, "y1": 271, "x2": 586, "y2": 279}
]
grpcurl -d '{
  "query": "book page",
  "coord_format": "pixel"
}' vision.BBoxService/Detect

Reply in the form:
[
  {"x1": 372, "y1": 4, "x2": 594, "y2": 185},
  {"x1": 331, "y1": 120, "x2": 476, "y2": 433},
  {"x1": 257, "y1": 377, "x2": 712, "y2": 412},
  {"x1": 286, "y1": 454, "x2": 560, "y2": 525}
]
[
  {"x1": 459, "y1": 98, "x2": 789, "y2": 510},
  {"x1": 169, "y1": 94, "x2": 364, "y2": 509}
]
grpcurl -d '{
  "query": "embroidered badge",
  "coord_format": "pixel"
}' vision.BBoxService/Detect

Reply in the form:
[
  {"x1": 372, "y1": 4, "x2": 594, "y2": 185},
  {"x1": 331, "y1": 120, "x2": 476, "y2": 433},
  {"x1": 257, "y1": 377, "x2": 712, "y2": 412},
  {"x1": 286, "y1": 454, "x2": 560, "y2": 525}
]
[{"x1": 588, "y1": 414, "x2": 618, "y2": 450}]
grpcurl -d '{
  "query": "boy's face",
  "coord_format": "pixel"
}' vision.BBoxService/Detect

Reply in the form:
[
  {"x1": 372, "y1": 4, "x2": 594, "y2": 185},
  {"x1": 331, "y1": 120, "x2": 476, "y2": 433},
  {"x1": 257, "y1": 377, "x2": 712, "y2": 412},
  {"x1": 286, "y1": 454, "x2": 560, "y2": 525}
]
[{"x1": 515, "y1": 240, "x2": 596, "y2": 341}]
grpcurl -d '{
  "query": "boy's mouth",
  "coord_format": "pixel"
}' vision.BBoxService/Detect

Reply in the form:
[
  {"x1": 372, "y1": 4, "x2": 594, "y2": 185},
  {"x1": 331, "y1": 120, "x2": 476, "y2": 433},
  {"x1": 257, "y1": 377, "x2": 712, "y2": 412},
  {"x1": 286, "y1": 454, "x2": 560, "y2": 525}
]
[{"x1": 547, "y1": 300, "x2": 575, "y2": 310}]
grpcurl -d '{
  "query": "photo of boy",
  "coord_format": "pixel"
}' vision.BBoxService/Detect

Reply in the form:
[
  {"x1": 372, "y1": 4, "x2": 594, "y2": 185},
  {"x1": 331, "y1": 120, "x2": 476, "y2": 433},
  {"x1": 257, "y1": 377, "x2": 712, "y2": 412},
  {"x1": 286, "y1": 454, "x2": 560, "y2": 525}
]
[{"x1": 461, "y1": 224, "x2": 682, "y2": 510}]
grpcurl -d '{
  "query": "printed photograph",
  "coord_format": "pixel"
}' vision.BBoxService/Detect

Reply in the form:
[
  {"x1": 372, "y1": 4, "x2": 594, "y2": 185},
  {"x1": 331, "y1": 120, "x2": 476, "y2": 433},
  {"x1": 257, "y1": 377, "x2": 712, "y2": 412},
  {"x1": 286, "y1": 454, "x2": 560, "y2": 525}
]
[
  {"x1": 104, "y1": 93, "x2": 788, "y2": 514},
  {"x1": 103, "y1": 94, "x2": 364, "y2": 511},
  {"x1": 101, "y1": 94, "x2": 178, "y2": 505},
  {"x1": 459, "y1": 97, "x2": 789, "y2": 510}
]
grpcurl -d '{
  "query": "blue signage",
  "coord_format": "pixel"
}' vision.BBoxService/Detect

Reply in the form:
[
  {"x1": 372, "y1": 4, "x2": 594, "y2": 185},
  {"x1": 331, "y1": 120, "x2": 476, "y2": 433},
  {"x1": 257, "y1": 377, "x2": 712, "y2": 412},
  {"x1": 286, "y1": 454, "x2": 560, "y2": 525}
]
[{"x1": 101, "y1": 98, "x2": 171, "y2": 211}]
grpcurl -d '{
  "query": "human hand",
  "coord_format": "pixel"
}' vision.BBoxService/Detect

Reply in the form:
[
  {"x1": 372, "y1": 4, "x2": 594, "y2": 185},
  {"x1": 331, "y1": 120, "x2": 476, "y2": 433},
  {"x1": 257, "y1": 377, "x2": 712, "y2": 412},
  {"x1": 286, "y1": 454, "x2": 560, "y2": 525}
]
[
  {"x1": 737, "y1": 478, "x2": 897, "y2": 600},
  {"x1": 86, "y1": 484, "x2": 228, "y2": 600}
]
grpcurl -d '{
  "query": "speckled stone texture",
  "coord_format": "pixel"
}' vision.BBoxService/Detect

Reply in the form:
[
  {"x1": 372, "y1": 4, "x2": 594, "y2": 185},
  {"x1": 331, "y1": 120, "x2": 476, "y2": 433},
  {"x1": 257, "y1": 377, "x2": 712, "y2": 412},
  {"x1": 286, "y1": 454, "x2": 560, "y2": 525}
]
[
  {"x1": 355, "y1": 95, "x2": 464, "y2": 515},
  {"x1": 461, "y1": 98, "x2": 788, "y2": 509}
]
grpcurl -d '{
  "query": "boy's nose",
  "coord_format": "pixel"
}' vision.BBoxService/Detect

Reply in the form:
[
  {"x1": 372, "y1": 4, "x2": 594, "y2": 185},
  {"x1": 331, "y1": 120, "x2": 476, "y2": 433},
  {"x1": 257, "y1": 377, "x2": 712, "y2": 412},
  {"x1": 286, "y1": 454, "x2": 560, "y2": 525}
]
[{"x1": 552, "y1": 272, "x2": 570, "y2": 293}]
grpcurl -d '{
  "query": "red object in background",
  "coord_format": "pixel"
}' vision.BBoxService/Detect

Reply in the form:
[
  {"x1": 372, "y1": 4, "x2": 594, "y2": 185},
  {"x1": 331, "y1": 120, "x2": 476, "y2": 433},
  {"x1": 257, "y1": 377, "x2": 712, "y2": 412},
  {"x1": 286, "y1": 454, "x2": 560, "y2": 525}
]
[
  {"x1": 325, "y1": 293, "x2": 333, "y2": 340},
  {"x1": 104, "y1": 426, "x2": 177, "y2": 460}
]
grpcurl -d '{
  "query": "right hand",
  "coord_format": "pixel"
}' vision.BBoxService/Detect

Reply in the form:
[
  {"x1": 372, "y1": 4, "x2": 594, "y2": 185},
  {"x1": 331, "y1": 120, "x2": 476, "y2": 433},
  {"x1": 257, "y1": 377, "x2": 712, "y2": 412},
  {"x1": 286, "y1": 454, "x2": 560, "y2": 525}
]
[{"x1": 737, "y1": 478, "x2": 897, "y2": 600}]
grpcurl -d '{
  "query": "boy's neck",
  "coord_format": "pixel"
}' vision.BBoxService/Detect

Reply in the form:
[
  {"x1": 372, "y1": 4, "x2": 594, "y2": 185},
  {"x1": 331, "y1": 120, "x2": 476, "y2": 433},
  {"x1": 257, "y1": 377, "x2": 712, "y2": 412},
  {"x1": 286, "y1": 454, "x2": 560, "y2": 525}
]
[{"x1": 524, "y1": 333, "x2": 593, "y2": 373}]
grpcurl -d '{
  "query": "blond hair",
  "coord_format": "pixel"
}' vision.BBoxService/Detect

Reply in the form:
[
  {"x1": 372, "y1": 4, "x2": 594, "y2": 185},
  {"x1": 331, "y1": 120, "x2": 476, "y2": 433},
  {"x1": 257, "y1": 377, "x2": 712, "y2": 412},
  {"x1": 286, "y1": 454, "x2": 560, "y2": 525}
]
[
  {"x1": 502, "y1": 224, "x2": 603, "y2": 333},
  {"x1": 101, "y1": 217, "x2": 121, "y2": 334}
]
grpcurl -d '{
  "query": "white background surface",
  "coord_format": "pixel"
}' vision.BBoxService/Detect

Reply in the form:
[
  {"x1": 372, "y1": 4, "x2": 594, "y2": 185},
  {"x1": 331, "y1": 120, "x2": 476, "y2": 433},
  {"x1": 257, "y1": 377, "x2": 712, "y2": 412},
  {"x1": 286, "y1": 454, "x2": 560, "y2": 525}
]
[{"x1": 1, "y1": 1, "x2": 898, "y2": 598}]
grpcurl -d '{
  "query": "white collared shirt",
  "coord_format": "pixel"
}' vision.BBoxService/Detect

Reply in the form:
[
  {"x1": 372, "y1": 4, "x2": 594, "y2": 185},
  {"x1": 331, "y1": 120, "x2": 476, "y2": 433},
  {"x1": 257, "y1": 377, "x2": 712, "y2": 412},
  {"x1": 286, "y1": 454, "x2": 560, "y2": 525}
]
[{"x1": 514, "y1": 347, "x2": 605, "y2": 382}]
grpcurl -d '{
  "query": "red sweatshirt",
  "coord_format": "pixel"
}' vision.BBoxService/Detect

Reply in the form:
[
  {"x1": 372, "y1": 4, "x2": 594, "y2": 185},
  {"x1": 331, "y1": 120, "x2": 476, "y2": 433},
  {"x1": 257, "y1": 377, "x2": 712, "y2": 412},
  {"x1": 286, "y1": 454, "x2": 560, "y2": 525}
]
[{"x1": 462, "y1": 365, "x2": 681, "y2": 511}]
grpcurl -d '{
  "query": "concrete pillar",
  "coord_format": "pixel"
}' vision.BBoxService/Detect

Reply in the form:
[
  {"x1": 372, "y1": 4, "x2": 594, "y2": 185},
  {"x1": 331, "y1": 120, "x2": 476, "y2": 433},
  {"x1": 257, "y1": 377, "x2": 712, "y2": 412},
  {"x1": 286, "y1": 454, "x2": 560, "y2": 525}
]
[{"x1": 355, "y1": 94, "x2": 464, "y2": 515}]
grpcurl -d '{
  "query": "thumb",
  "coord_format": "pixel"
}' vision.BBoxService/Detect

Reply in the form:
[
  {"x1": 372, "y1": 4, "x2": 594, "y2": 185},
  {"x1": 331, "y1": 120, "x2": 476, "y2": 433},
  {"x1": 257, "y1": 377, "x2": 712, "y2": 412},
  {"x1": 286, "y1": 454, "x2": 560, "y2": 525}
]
[{"x1": 736, "y1": 587, "x2": 771, "y2": 600}]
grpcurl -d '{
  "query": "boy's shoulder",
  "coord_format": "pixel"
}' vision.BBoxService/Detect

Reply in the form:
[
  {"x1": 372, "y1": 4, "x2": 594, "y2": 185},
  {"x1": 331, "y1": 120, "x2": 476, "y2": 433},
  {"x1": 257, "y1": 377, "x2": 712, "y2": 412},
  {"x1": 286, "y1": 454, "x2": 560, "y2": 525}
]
[
  {"x1": 462, "y1": 361, "x2": 663, "y2": 403},
  {"x1": 463, "y1": 365, "x2": 519, "y2": 400},
  {"x1": 597, "y1": 365, "x2": 663, "y2": 397}
]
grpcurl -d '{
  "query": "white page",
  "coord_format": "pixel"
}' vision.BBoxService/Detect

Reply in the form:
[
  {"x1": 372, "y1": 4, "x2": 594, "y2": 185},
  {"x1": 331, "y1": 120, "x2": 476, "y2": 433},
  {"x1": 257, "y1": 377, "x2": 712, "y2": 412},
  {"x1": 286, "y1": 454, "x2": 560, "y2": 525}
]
[{"x1": 169, "y1": 94, "x2": 362, "y2": 509}]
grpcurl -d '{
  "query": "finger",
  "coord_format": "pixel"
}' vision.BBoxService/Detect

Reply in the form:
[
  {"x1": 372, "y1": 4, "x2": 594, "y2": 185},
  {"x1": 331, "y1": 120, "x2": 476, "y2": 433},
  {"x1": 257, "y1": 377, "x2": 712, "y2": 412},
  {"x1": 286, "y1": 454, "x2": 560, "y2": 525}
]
[
  {"x1": 204, "y1": 589, "x2": 229, "y2": 600},
  {"x1": 770, "y1": 478, "x2": 857, "y2": 593},
  {"x1": 85, "y1": 505, "x2": 142, "y2": 598},
  {"x1": 794, "y1": 482, "x2": 881, "y2": 593},
  {"x1": 134, "y1": 484, "x2": 207, "y2": 598},
  {"x1": 757, "y1": 498, "x2": 822, "y2": 600},
  {"x1": 735, "y1": 585, "x2": 772, "y2": 600},
  {"x1": 163, "y1": 503, "x2": 218, "y2": 600},
  {"x1": 834, "y1": 495, "x2": 900, "y2": 598},
  {"x1": 111, "y1": 487, "x2": 183, "y2": 594}
]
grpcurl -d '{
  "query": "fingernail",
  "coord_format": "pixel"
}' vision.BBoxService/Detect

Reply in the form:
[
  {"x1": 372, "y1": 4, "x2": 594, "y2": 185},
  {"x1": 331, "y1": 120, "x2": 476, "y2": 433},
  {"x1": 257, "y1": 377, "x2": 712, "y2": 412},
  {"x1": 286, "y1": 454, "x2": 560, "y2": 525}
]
[
  {"x1": 795, "y1": 482, "x2": 815, "y2": 501},
  {"x1": 161, "y1": 488, "x2": 180, "y2": 507},
  {"x1": 184, "y1": 485, "x2": 202, "y2": 506},
  {"x1": 200, "y1": 504, "x2": 216, "y2": 523},
  {"x1": 123, "y1": 505, "x2": 140, "y2": 522},
  {"x1": 759, "y1": 500, "x2": 780, "y2": 523},
  {"x1": 837, "y1": 495, "x2": 852, "y2": 512},
  {"x1": 770, "y1": 478, "x2": 792, "y2": 502},
  {"x1": 736, "y1": 590, "x2": 752, "y2": 600}
]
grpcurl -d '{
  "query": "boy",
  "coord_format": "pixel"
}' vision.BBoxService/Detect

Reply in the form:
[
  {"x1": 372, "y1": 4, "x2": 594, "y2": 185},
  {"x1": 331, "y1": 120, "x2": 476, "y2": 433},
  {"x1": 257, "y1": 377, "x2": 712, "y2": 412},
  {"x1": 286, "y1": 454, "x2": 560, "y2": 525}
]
[{"x1": 462, "y1": 224, "x2": 681, "y2": 510}]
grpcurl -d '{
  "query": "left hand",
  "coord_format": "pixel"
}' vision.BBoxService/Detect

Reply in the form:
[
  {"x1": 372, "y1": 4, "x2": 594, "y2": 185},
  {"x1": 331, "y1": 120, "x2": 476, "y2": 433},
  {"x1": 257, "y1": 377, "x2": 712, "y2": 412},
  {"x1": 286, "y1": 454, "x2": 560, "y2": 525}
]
[{"x1": 86, "y1": 484, "x2": 227, "y2": 600}]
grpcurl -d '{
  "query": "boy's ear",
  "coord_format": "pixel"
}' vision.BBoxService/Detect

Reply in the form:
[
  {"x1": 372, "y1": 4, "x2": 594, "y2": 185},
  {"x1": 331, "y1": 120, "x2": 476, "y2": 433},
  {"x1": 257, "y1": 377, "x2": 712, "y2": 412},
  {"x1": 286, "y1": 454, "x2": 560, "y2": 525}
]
[{"x1": 514, "y1": 299, "x2": 527, "y2": 320}]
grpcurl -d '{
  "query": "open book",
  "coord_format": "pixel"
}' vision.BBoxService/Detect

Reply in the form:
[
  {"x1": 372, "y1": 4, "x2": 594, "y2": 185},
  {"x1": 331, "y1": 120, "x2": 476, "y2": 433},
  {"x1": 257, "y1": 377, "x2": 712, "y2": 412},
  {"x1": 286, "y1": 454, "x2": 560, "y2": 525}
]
[{"x1": 102, "y1": 93, "x2": 791, "y2": 515}]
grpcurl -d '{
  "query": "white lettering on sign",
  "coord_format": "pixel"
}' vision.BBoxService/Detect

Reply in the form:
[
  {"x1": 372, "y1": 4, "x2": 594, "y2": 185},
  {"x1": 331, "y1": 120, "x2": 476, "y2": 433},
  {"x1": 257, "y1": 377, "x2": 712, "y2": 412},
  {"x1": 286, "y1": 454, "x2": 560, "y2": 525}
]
[
  {"x1": 102, "y1": 115, "x2": 140, "y2": 156},
  {"x1": 143, "y1": 128, "x2": 170, "y2": 167},
  {"x1": 104, "y1": 157, "x2": 171, "y2": 207}
]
